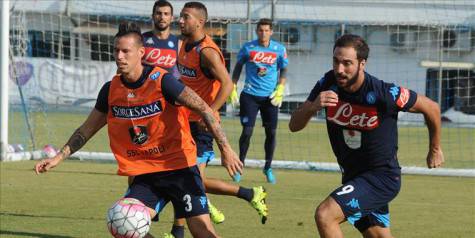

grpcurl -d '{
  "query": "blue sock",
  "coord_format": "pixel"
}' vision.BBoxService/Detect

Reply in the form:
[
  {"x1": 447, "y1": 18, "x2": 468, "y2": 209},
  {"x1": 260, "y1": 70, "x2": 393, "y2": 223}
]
[
  {"x1": 171, "y1": 225, "x2": 185, "y2": 238},
  {"x1": 237, "y1": 187, "x2": 253, "y2": 202}
]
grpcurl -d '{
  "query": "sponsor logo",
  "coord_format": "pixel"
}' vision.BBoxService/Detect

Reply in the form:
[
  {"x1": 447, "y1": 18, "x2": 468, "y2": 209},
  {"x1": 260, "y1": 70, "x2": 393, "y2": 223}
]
[
  {"x1": 396, "y1": 87, "x2": 410, "y2": 109},
  {"x1": 249, "y1": 51, "x2": 277, "y2": 65},
  {"x1": 366, "y1": 91, "x2": 376, "y2": 104},
  {"x1": 326, "y1": 101, "x2": 379, "y2": 130},
  {"x1": 128, "y1": 125, "x2": 148, "y2": 145},
  {"x1": 150, "y1": 71, "x2": 161, "y2": 81},
  {"x1": 111, "y1": 101, "x2": 163, "y2": 119},
  {"x1": 143, "y1": 48, "x2": 177, "y2": 68},
  {"x1": 177, "y1": 64, "x2": 197, "y2": 78}
]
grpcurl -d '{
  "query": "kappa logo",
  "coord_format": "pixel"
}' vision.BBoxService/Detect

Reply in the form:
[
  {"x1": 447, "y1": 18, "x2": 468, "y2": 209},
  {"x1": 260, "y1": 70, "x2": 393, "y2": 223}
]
[
  {"x1": 145, "y1": 38, "x2": 154, "y2": 45},
  {"x1": 389, "y1": 86, "x2": 399, "y2": 101},
  {"x1": 127, "y1": 92, "x2": 135, "y2": 98},
  {"x1": 327, "y1": 100, "x2": 380, "y2": 130}
]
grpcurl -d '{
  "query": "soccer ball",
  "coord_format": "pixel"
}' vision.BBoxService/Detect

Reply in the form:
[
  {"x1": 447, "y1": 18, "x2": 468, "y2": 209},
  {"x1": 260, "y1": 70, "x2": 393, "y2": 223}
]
[
  {"x1": 42, "y1": 144, "x2": 58, "y2": 158},
  {"x1": 107, "y1": 198, "x2": 151, "y2": 238}
]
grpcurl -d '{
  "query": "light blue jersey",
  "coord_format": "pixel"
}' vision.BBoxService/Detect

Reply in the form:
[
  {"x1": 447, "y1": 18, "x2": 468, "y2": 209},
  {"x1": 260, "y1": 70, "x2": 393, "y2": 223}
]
[{"x1": 237, "y1": 40, "x2": 288, "y2": 97}]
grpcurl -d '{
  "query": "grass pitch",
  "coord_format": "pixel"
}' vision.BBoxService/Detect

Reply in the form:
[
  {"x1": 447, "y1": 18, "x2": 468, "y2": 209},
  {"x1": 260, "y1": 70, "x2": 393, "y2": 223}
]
[{"x1": 1, "y1": 160, "x2": 474, "y2": 237}]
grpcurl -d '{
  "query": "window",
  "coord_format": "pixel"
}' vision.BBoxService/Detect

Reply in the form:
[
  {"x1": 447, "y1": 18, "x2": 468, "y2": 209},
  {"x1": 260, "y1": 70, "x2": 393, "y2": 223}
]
[
  {"x1": 90, "y1": 34, "x2": 115, "y2": 61},
  {"x1": 28, "y1": 30, "x2": 71, "y2": 59}
]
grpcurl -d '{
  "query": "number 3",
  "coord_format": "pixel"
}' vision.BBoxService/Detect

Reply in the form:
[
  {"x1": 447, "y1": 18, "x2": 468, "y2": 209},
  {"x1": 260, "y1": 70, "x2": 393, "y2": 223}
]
[
  {"x1": 183, "y1": 194, "x2": 192, "y2": 212},
  {"x1": 336, "y1": 185, "x2": 354, "y2": 195}
]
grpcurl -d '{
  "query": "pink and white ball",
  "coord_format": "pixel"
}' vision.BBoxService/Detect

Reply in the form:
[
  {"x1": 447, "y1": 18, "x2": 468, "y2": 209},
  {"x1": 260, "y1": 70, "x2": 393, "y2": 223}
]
[
  {"x1": 107, "y1": 198, "x2": 151, "y2": 238},
  {"x1": 42, "y1": 145, "x2": 58, "y2": 158}
]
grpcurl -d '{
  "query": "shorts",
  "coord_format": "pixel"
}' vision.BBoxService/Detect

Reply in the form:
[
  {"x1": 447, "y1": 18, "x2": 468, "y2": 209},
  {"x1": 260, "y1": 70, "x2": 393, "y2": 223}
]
[
  {"x1": 239, "y1": 92, "x2": 278, "y2": 129},
  {"x1": 125, "y1": 166, "x2": 208, "y2": 220},
  {"x1": 330, "y1": 169, "x2": 401, "y2": 232},
  {"x1": 189, "y1": 122, "x2": 215, "y2": 165}
]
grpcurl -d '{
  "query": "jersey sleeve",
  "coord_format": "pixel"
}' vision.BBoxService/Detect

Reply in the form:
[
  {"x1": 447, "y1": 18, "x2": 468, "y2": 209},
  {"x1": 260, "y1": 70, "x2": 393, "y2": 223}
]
[
  {"x1": 382, "y1": 82, "x2": 418, "y2": 113},
  {"x1": 278, "y1": 46, "x2": 289, "y2": 69},
  {"x1": 161, "y1": 73, "x2": 185, "y2": 105},
  {"x1": 94, "y1": 81, "x2": 111, "y2": 113},
  {"x1": 236, "y1": 44, "x2": 248, "y2": 64}
]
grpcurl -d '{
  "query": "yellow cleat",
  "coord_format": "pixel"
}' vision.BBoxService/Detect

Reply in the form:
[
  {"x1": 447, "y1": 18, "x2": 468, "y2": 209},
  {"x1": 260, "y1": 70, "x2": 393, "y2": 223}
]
[
  {"x1": 250, "y1": 186, "x2": 268, "y2": 224},
  {"x1": 208, "y1": 201, "x2": 225, "y2": 224},
  {"x1": 162, "y1": 233, "x2": 175, "y2": 238}
]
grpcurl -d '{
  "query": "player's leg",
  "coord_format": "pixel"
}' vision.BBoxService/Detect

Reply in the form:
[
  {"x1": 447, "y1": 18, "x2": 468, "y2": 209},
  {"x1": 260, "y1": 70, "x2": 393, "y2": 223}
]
[
  {"x1": 315, "y1": 196, "x2": 346, "y2": 238},
  {"x1": 186, "y1": 214, "x2": 219, "y2": 238},
  {"x1": 260, "y1": 98, "x2": 279, "y2": 184},
  {"x1": 362, "y1": 225, "x2": 393, "y2": 238},
  {"x1": 238, "y1": 92, "x2": 259, "y2": 168}
]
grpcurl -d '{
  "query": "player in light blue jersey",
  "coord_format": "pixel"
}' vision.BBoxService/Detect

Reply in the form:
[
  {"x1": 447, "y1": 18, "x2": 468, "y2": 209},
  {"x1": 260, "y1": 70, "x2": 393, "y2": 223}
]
[{"x1": 229, "y1": 18, "x2": 289, "y2": 184}]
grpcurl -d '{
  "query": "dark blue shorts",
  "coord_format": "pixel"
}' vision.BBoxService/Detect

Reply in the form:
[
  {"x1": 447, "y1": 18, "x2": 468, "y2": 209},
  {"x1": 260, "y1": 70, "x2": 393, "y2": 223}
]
[
  {"x1": 330, "y1": 169, "x2": 401, "y2": 232},
  {"x1": 189, "y1": 122, "x2": 215, "y2": 165},
  {"x1": 239, "y1": 92, "x2": 278, "y2": 129},
  {"x1": 125, "y1": 166, "x2": 208, "y2": 220}
]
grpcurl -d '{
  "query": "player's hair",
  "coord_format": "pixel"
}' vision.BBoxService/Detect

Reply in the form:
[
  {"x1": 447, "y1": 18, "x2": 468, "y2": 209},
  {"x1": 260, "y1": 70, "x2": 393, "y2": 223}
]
[
  {"x1": 152, "y1": 0, "x2": 173, "y2": 15},
  {"x1": 115, "y1": 21, "x2": 143, "y2": 46},
  {"x1": 183, "y1": 2, "x2": 208, "y2": 21},
  {"x1": 257, "y1": 18, "x2": 273, "y2": 30},
  {"x1": 333, "y1": 34, "x2": 369, "y2": 61}
]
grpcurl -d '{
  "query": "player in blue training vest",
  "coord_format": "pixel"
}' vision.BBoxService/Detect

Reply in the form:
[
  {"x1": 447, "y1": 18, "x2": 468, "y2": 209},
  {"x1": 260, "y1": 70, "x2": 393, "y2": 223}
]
[
  {"x1": 289, "y1": 34, "x2": 444, "y2": 238},
  {"x1": 229, "y1": 18, "x2": 289, "y2": 184},
  {"x1": 142, "y1": 0, "x2": 181, "y2": 80}
]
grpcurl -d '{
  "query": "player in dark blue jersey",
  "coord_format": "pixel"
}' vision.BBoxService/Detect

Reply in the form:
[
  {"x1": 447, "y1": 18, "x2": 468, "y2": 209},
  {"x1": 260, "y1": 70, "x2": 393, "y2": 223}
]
[
  {"x1": 229, "y1": 18, "x2": 289, "y2": 184},
  {"x1": 289, "y1": 34, "x2": 444, "y2": 238},
  {"x1": 142, "y1": 0, "x2": 181, "y2": 79}
]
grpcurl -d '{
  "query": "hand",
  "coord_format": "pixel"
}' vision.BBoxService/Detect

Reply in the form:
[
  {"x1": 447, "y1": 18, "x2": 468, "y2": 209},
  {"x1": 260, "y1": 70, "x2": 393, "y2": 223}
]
[
  {"x1": 34, "y1": 155, "x2": 63, "y2": 174},
  {"x1": 270, "y1": 84, "x2": 285, "y2": 107},
  {"x1": 427, "y1": 147, "x2": 444, "y2": 168},
  {"x1": 313, "y1": 90, "x2": 339, "y2": 111},
  {"x1": 220, "y1": 146, "x2": 243, "y2": 178},
  {"x1": 227, "y1": 84, "x2": 239, "y2": 107}
]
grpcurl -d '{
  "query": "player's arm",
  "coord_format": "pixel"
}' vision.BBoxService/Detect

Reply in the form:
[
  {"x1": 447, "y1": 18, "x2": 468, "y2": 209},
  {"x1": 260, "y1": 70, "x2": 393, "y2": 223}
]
[
  {"x1": 231, "y1": 60, "x2": 244, "y2": 84},
  {"x1": 408, "y1": 94, "x2": 444, "y2": 168},
  {"x1": 200, "y1": 47, "x2": 233, "y2": 112},
  {"x1": 176, "y1": 86, "x2": 243, "y2": 177},
  {"x1": 34, "y1": 109, "x2": 107, "y2": 174},
  {"x1": 289, "y1": 90, "x2": 338, "y2": 132}
]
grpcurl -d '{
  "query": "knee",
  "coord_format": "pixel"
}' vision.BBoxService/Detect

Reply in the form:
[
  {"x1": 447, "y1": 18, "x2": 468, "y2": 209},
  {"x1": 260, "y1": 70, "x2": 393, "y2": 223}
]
[
  {"x1": 315, "y1": 201, "x2": 336, "y2": 227},
  {"x1": 264, "y1": 128, "x2": 276, "y2": 137},
  {"x1": 241, "y1": 126, "x2": 254, "y2": 138}
]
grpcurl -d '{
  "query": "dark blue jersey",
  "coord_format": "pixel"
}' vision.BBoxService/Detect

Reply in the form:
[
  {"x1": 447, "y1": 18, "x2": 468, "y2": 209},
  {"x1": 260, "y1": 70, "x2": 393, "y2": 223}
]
[
  {"x1": 307, "y1": 70, "x2": 417, "y2": 182},
  {"x1": 142, "y1": 31, "x2": 180, "y2": 79}
]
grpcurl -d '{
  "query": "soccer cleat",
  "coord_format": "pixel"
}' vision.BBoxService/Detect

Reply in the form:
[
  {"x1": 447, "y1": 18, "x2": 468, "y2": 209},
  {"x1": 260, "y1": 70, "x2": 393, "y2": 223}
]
[
  {"x1": 263, "y1": 168, "x2": 276, "y2": 184},
  {"x1": 250, "y1": 186, "x2": 268, "y2": 224},
  {"x1": 208, "y1": 201, "x2": 225, "y2": 224},
  {"x1": 233, "y1": 172, "x2": 241, "y2": 182},
  {"x1": 162, "y1": 233, "x2": 175, "y2": 238}
]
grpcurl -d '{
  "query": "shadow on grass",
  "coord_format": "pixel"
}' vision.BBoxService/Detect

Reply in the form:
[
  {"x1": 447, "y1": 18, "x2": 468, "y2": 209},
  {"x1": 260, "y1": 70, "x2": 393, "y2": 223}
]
[
  {"x1": 0, "y1": 230, "x2": 74, "y2": 238},
  {"x1": 0, "y1": 212, "x2": 102, "y2": 221},
  {"x1": 3, "y1": 168, "x2": 115, "y2": 176}
]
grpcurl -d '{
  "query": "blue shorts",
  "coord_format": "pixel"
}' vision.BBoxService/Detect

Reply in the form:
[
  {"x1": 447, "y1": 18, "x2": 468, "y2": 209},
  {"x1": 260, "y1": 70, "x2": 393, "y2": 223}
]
[
  {"x1": 239, "y1": 92, "x2": 278, "y2": 129},
  {"x1": 189, "y1": 122, "x2": 215, "y2": 165},
  {"x1": 125, "y1": 166, "x2": 208, "y2": 220},
  {"x1": 330, "y1": 169, "x2": 401, "y2": 232}
]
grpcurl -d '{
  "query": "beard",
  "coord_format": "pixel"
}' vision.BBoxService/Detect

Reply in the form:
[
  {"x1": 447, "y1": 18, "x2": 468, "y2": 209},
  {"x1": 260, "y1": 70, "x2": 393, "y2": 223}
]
[
  {"x1": 154, "y1": 22, "x2": 169, "y2": 32},
  {"x1": 334, "y1": 64, "x2": 360, "y2": 89}
]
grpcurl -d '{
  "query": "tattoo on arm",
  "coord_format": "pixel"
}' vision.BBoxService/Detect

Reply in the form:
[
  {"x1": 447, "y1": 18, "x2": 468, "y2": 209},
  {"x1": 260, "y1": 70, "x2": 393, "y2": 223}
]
[
  {"x1": 177, "y1": 87, "x2": 229, "y2": 147},
  {"x1": 62, "y1": 128, "x2": 88, "y2": 156}
]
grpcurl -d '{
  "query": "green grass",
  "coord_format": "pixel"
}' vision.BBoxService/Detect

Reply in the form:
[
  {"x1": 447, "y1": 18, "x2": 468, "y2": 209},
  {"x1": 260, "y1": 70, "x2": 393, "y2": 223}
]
[
  {"x1": 8, "y1": 111, "x2": 475, "y2": 168},
  {"x1": 1, "y1": 161, "x2": 474, "y2": 237}
]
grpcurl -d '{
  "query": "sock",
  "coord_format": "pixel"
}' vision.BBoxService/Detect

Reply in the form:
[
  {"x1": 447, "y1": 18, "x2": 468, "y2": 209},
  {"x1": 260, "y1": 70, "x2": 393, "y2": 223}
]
[
  {"x1": 171, "y1": 225, "x2": 185, "y2": 238},
  {"x1": 237, "y1": 186, "x2": 254, "y2": 202}
]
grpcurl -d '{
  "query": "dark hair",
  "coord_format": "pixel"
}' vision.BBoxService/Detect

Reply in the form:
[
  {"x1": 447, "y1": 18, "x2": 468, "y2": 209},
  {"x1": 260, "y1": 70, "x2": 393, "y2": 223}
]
[
  {"x1": 257, "y1": 18, "x2": 273, "y2": 30},
  {"x1": 152, "y1": 0, "x2": 173, "y2": 15},
  {"x1": 183, "y1": 2, "x2": 208, "y2": 21},
  {"x1": 115, "y1": 21, "x2": 143, "y2": 45},
  {"x1": 333, "y1": 34, "x2": 369, "y2": 61}
]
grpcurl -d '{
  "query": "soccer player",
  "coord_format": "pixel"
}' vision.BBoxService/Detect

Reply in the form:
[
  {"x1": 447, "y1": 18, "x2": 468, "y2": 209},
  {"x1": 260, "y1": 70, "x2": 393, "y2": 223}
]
[
  {"x1": 229, "y1": 18, "x2": 289, "y2": 184},
  {"x1": 34, "y1": 21, "x2": 243, "y2": 238},
  {"x1": 142, "y1": 0, "x2": 181, "y2": 79},
  {"x1": 289, "y1": 34, "x2": 444, "y2": 238},
  {"x1": 176, "y1": 1, "x2": 269, "y2": 228}
]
